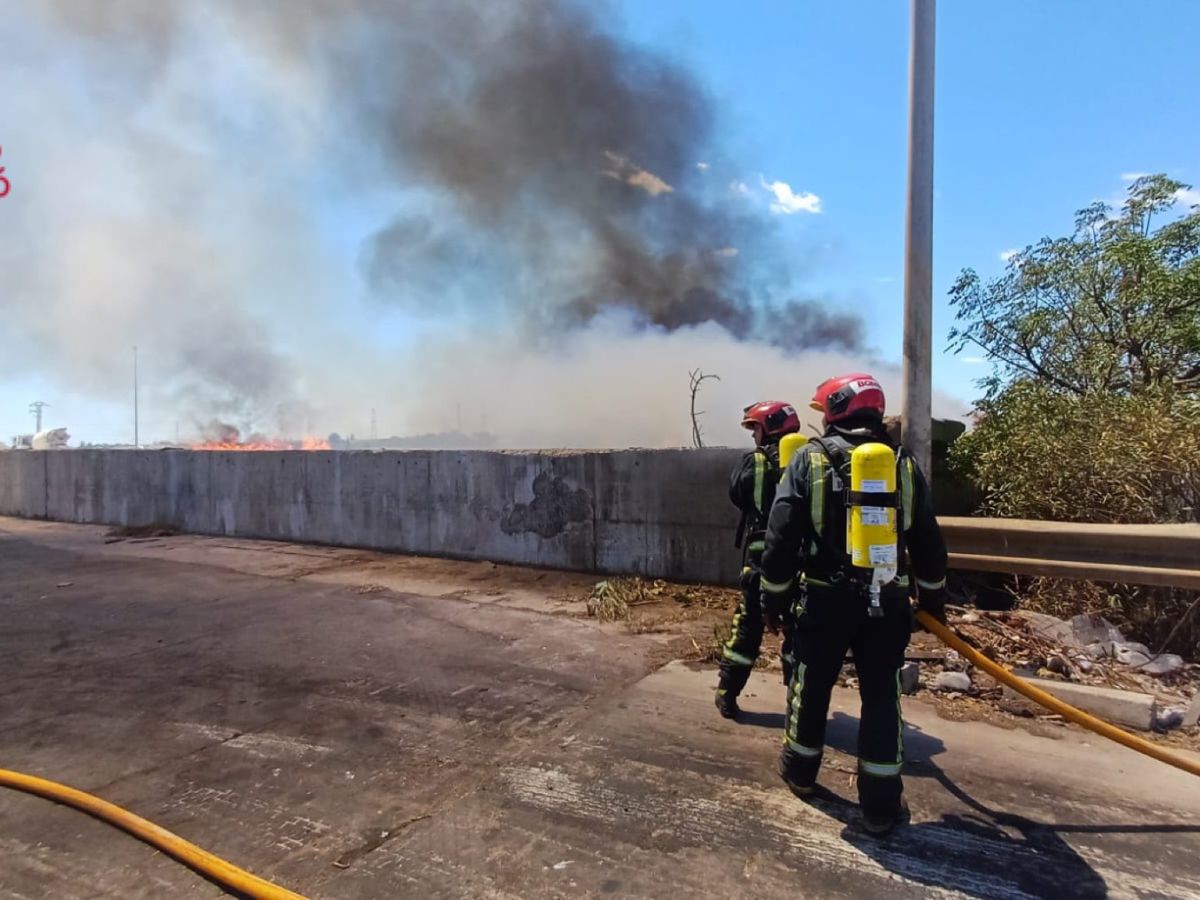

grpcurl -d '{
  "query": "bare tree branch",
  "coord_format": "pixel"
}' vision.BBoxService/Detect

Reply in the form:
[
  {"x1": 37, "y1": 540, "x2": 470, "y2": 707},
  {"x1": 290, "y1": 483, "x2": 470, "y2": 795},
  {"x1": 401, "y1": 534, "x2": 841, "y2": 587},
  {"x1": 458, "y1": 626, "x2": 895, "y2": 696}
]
[{"x1": 691, "y1": 367, "x2": 715, "y2": 448}]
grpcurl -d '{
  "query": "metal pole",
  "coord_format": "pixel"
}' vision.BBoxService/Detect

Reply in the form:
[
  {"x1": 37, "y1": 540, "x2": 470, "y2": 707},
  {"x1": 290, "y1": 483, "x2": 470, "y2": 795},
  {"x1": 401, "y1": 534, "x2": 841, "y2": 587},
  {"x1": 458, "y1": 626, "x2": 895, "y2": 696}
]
[
  {"x1": 29, "y1": 401, "x2": 48, "y2": 433},
  {"x1": 901, "y1": 0, "x2": 936, "y2": 478},
  {"x1": 133, "y1": 345, "x2": 139, "y2": 448}
]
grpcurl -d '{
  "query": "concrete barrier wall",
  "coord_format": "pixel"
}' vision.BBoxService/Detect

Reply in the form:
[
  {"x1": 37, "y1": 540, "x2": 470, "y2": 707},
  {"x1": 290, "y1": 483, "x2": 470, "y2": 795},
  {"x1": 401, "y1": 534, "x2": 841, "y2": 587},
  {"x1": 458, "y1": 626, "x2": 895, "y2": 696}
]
[{"x1": 1, "y1": 449, "x2": 746, "y2": 583}]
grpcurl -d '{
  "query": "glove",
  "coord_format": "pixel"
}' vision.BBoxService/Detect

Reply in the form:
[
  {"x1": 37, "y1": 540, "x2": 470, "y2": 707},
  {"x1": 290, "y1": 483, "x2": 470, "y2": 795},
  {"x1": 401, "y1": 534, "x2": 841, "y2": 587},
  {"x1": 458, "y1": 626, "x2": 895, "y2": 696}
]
[
  {"x1": 917, "y1": 587, "x2": 947, "y2": 628},
  {"x1": 761, "y1": 587, "x2": 790, "y2": 635}
]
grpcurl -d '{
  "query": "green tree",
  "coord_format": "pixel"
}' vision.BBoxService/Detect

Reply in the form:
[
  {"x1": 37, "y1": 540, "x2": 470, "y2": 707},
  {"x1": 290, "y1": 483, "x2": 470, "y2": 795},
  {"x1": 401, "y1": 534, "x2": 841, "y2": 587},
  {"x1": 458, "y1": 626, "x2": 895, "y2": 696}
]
[
  {"x1": 948, "y1": 175, "x2": 1200, "y2": 399},
  {"x1": 948, "y1": 176, "x2": 1200, "y2": 654}
]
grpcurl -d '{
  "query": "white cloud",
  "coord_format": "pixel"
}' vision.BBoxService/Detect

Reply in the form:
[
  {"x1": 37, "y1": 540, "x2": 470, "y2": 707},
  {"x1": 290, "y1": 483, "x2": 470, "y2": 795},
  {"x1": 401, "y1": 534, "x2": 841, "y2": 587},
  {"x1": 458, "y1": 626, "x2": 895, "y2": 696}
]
[
  {"x1": 696, "y1": 161, "x2": 709, "y2": 171},
  {"x1": 999, "y1": 249, "x2": 1019, "y2": 262},
  {"x1": 1173, "y1": 187, "x2": 1200, "y2": 207},
  {"x1": 961, "y1": 356, "x2": 986, "y2": 365},
  {"x1": 714, "y1": 246, "x2": 738, "y2": 257},
  {"x1": 1120, "y1": 172, "x2": 1150, "y2": 181},
  {"x1": 730, "y1": 180, "x2": 751, "y2": 197},
  {"x1": 759, "y1": 175, "x2": 822, "y2": 215}
]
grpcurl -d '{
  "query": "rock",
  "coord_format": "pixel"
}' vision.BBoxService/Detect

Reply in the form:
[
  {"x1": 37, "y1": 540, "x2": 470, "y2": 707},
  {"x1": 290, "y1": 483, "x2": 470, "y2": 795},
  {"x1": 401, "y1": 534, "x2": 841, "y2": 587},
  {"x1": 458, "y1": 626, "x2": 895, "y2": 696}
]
[
  {"x1": 1137, "y1": 654, "x2": 1184, "y2": 677},
  {"x1": 1000, "y1": 694, "x2": 1039, "y2": 717},
  {"x1": 932, "y1": 671, "x2": 972, "y2": 692},
  {"x1": 1067, "y1": 614, "x2": 1127, "y2": 647},
  {"x1": 1156, "y1": 707, "x2": 1187, "y2": 731},
  {"x1": 1185, "y1": 692, "x2": 1200, "y2": 729},
  {"x1": 1115, "y1": 645, "x2": 1152, "y2": 668},
  {"x1": 943, "y1": 649, "x2": 968, "y2": 672},
  {"x1": 1087, "y1": 640, "x2": 1154, "y2": 667},
  {"x1": 1074, "y1": 657, "x2": 1094, "y2": 673},
  {"x1": 1023, "y1": 611, "x2": 1075, "y2": 645},
  {"x1": 1004, "y1": 678, "x2": 1157, "y2": 731},
  {"x1": 974, "y1": 673, "x2": 999, "y2": 692},
  {"x1": 1026, "y1": 612, "x2": 1125, "y2": 650},
  {"x1": 1046, "y1": 654, "x2": 1072, "y2": 676},
  {"x1": 899, "y1": 662, "x2": 920, "y2": 695}
]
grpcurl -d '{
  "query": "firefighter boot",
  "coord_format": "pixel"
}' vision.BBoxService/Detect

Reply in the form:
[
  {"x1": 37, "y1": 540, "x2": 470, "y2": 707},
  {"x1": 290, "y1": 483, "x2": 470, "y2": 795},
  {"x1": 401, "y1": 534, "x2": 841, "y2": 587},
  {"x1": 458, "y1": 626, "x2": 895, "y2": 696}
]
[
  {"x1": 858, "y1": 771, "x2": 909, "y2": 836},
  {"x1": 778, "y1": 744, "x2": 822, "y2": 797},
  {"x1": 715, "y1": 664, "x2": 752, "y2": 719}
]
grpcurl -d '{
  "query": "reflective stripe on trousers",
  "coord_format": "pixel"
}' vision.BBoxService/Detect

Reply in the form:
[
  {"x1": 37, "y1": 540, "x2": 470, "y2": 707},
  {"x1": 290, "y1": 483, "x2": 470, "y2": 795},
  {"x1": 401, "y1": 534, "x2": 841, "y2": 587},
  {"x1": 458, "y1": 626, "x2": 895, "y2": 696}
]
[{"x1": 859, "y1": 667, "x2": 905, "y2": 778}]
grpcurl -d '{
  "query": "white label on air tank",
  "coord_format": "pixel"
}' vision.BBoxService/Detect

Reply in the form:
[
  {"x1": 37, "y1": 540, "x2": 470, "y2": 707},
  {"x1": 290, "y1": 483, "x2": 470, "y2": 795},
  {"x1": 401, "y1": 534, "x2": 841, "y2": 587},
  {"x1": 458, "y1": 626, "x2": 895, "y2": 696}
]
[
  {"x1": 860, "y1": 479, "x2": 888, "y2": 492},
  {"x1": 869, "y1": 544, "x2": 898, "y2": 566},
  {"x1": 861, "y1": 507, "x2": 889, "y2": 526}
]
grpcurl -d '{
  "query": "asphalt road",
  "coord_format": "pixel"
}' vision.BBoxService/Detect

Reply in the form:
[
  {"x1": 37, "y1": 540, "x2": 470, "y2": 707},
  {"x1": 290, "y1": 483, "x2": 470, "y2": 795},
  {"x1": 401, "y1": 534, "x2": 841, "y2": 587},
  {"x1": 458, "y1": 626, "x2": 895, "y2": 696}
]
[{"x1": 1, "y1": 519, "x2": 1198, "y2": 899}]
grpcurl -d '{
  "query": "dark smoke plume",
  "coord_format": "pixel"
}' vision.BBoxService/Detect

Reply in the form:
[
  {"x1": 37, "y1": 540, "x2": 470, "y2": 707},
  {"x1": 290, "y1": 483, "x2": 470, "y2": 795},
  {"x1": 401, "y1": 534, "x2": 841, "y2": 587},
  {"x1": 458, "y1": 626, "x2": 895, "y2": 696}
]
[
  {"x1": 9, "y1": 0, "x2": 876, "y2": 447},
  {"x1": 350, "y1": 0, "x2": 862, "y2": 351},
  {"x1": 32, "y1": 0, "x2": 863, "y2": 351}
]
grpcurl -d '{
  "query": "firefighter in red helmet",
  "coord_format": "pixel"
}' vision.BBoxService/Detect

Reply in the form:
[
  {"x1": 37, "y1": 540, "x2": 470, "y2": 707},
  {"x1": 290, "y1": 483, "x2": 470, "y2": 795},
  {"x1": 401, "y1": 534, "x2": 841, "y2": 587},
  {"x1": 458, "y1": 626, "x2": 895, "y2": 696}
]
[
  {"x1": 759, "y1": 373, "x2": 947, "y2": 835},
  {"x1": 714, "y1": 400, "x2": 802, "y2": 719}
]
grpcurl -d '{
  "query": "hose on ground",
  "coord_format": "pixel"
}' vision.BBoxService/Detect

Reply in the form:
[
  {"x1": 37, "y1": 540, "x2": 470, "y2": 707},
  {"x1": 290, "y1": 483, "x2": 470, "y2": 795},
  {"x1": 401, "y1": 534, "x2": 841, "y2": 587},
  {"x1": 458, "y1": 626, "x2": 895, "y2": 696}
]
[
  {"x1": 0, "y1": 768, "x2": 306, "y2": 899},
  {"x1": 916, "y1": 610, "x2": 1200, "y2": 779}
]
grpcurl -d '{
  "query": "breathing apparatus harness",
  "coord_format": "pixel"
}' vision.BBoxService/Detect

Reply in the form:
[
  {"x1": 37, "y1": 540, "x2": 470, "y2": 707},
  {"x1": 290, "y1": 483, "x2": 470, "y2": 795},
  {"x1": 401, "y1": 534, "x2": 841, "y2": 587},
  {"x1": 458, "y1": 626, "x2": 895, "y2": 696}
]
[{"x1": 800, "y1": 434, "x2": 908, "y2": 618}]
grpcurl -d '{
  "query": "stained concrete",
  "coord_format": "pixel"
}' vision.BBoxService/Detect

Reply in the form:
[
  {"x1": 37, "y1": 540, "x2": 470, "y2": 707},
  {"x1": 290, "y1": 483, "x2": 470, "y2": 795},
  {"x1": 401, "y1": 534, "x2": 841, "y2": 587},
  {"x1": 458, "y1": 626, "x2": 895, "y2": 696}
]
[
  {"x1": 1003, "y1": 678, "x2": 1158, "y2": 731},
  {"x1": 0, "y1": 448, "x2": 744, "y2": 583},
  {"x1": 2, "y1": 520, "x2": 1199, "y2": 899}
]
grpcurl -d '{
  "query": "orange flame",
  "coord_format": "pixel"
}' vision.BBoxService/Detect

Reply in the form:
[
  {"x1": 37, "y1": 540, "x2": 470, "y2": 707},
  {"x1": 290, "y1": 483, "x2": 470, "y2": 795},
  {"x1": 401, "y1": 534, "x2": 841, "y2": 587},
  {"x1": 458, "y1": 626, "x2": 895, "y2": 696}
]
[{"x1": 191, "y1": 436, "x2": 331, "y2": 451}]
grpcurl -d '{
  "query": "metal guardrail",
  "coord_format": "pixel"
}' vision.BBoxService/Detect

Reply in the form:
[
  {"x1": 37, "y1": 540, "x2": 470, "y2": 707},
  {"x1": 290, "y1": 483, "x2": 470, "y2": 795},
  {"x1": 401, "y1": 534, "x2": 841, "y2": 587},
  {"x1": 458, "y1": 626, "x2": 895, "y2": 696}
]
[{"x1": 941, "y1": 518, "x2": 1200, "y2": 590}]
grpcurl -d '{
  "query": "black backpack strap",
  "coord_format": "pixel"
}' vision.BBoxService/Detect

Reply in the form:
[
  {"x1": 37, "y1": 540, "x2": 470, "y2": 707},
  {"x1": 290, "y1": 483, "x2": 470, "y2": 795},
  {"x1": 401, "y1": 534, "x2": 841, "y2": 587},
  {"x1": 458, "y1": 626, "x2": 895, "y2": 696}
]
[
  {"x1": 894, "y1": 448, "x2": 911, "y2": 585},
  {"x1": 801, "y1": 438, "x2": 852, "y2": 571},
  {"x1": 809, "y1": 436, "x2": 848, "y2": 476}
]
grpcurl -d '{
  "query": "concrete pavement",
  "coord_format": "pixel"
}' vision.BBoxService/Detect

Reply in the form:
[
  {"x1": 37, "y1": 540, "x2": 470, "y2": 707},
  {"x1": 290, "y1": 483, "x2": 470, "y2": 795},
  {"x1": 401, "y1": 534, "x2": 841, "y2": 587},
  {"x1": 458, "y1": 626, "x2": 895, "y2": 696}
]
[{"x1": 1, "y1": 519, "x2": 1198, "y2": 898}]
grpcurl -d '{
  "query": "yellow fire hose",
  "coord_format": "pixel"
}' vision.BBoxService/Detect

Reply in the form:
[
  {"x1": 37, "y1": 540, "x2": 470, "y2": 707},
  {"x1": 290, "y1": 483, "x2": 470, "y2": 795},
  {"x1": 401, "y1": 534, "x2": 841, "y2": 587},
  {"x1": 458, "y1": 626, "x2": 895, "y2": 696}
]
[
  {"x1": 916, "y1": 610, "x2": 1200, "y2": 779},
  {"x1": 3, "y1": 618, "x2": 1194, "y2": 898},
  {"x1": 0, "y1": 768, "x2": 306, "y2": 899}
]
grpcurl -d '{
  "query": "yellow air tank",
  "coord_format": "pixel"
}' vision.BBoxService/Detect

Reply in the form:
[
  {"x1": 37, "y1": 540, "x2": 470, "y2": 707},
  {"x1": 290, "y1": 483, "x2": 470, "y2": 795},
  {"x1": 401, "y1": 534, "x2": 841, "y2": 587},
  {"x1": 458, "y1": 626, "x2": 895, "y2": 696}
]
[
  {"x1": 847, "y1": 442, "x2": 898, "y2": 615},
  {"x1": 779, "y1": 433, "x2": 809, "y2": 469}
]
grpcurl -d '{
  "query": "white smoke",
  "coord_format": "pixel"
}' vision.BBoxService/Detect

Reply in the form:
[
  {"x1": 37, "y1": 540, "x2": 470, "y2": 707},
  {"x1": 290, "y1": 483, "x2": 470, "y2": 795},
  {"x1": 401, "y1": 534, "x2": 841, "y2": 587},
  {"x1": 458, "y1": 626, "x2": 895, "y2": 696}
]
[{"x1": 0, "y1": 2, "x2": 964, "y2": 448}]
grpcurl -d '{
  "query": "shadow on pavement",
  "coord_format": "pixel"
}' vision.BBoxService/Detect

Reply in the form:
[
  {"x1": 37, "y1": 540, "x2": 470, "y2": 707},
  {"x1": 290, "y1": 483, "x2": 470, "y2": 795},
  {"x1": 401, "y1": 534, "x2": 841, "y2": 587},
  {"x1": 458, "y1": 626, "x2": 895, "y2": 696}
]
[
  {"x1": 736, "y1": 710, "x2": 786, "y2": 729},
  {"x1": 814, "y1": 711, "x2": 1124, "y2": 899}
]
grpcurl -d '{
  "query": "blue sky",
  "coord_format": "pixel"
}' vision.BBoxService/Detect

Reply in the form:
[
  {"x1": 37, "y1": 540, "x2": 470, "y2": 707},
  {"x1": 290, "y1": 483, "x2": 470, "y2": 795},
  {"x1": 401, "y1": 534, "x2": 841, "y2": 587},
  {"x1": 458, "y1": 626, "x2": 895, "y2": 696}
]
[
  {"x1": 614, "y1": 0, "x2": 1200, "y2": 388},
  {"x1": 2, "y1": 1, "x2": 1198, "y2": 445}
]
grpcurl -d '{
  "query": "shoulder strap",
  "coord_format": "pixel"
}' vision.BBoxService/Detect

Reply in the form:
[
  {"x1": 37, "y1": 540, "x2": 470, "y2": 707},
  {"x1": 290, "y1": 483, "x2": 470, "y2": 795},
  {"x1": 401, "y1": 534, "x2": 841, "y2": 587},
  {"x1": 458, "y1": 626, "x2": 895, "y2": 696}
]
[
  {"x1": 800, "y1": 441, "x2": 850, "y2": 568},
  {"x1": 809, "y1": 436, "x2": 849, "y2": 478},
  {"x1": 752, "y1": 449, "x2": 768, "y2": 514},
  {"x1": 897, "y1": 451, "x2": 916, "y2": 533},
  {"x1": 735, "y1": 449, "x2": 770, "y2": 549}
]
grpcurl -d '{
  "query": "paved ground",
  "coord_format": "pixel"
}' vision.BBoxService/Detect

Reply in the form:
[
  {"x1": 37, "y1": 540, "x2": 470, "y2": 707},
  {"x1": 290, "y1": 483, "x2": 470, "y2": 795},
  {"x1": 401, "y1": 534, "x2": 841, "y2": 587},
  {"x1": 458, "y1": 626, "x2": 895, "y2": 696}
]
[{"x1": 1, "y1": 518, "x2": 1198, "y2": 899}]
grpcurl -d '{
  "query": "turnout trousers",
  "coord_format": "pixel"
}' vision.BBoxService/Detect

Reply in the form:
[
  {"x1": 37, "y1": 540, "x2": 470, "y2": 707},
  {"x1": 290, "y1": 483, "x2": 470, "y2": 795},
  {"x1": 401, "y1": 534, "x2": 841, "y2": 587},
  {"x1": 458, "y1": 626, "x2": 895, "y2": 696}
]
[
  {"x1": 718, "y1": 564, "x2": 795, "y2": 700},
  {"x1": 779, "y1": 581, "x2": 910, "y2": 818}
]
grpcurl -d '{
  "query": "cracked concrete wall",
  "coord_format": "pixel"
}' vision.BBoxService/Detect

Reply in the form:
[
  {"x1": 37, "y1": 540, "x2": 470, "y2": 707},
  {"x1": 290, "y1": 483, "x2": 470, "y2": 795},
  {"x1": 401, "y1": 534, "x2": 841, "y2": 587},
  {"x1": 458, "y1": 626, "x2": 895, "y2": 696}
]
[{"x1": 0, "y1": 448, "x2": 745, "y2": 583}]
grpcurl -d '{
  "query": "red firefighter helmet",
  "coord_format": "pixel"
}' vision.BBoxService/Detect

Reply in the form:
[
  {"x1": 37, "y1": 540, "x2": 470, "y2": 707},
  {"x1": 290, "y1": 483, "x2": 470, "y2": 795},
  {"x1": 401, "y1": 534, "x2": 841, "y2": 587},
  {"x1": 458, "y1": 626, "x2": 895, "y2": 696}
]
[
  {"x1": 741, "y1": 401, "x2": 801, "y2": 445},
  {"x1": 810, "y1": 373, "x2": 885, "y2": 425}
]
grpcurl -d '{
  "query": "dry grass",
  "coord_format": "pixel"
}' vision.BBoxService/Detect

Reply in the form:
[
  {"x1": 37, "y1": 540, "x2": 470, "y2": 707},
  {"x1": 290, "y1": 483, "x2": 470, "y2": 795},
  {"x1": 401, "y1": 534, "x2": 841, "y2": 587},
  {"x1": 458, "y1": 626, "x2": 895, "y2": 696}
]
[{"x1": 583, "y1": 577, "x2": 735, "y2": 622}]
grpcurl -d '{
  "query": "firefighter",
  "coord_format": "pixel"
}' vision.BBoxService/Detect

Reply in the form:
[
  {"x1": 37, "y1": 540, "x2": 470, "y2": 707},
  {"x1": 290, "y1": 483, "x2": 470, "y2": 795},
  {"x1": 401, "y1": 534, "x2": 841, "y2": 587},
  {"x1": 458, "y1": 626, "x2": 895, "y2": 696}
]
[
  {"x1": 715, "y1": 400, "x2": 802, "y2": 719},
  {"x1": 759, "y1": 373, "x2": 947, "y2": 835}
]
